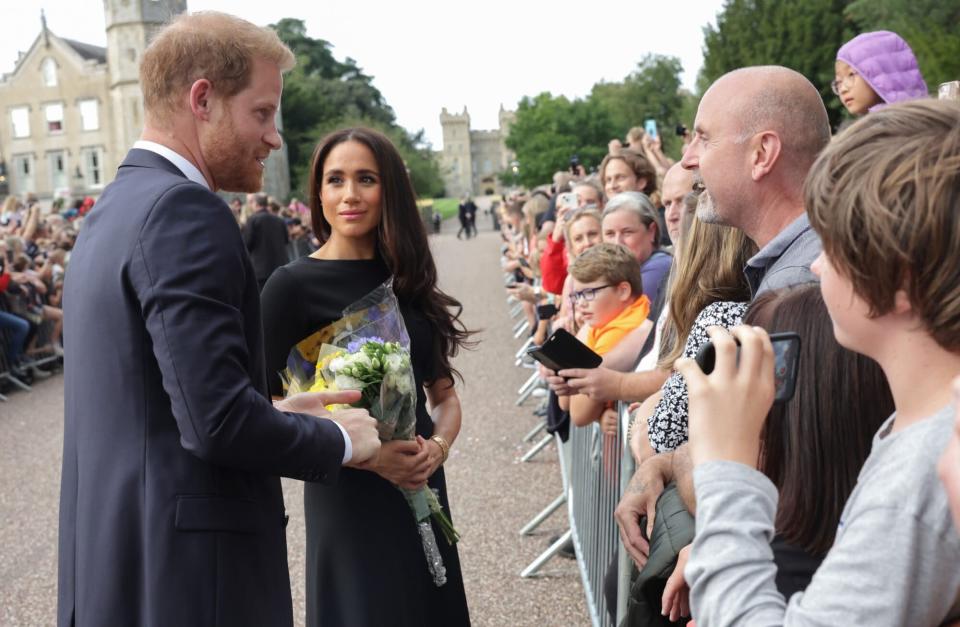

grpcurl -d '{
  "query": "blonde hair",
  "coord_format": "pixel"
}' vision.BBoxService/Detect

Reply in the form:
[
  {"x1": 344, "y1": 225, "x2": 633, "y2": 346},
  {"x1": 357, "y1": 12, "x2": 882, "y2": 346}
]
[
  {"x1": 563, "y1": 208, "x2": 603, "y2": 248},
  {"x1": 657, "y1": 211, "x2": 755, "y2": 369},
  {"x1": 806, "y1": 99, "x2": 960, "y2": 351},
  {"x1": 140, "y1": 12, "x2": 295, "y2": 123},
  {"x1": 568, "y1": 242, "x2": 643, "y2": 297}
]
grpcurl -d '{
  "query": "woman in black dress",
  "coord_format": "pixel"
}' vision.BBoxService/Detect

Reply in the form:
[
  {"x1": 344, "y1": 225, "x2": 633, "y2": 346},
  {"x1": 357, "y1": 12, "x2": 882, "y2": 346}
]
[{"x1": 261, "y1": 128, "x2": 472, "y2": 626}]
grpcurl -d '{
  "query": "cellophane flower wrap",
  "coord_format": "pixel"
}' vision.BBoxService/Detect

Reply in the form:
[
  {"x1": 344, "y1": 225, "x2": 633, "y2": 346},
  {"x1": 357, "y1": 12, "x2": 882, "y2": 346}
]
[{"x1": 281, "y1": 278, "x2": 457, "y2": 587}]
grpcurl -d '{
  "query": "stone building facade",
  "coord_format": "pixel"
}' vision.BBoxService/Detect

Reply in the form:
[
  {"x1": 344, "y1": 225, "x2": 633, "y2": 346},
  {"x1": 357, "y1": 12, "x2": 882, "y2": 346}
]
[
  {"x1": 439, "y1": 105, "x2": 515, "y2": 198},
  {"x1": 0, "y1": 2, "x2": 290, "y2": 203}
]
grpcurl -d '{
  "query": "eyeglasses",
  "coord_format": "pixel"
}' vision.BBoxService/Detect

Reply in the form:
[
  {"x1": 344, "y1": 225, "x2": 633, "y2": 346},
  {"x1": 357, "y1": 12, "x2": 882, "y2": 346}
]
[
  {"x1": 830, "y1": 72, "x2": 859, "y2": 96},
  {"x1": 570, "y1": 284, "x2": 615, "y2": 303}
]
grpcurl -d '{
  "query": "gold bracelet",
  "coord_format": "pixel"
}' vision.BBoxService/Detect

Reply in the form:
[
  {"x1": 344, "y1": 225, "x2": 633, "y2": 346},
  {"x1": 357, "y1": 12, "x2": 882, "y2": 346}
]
[{"x1": 430, "y1": 435, "x2": 450, "y2": 463}]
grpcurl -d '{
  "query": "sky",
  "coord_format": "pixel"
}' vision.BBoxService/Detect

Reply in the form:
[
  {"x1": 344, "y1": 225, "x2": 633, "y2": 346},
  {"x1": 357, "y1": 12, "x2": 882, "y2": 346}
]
[{"x1": 1, "y1": 0, "x2": 726, "y2": 148}]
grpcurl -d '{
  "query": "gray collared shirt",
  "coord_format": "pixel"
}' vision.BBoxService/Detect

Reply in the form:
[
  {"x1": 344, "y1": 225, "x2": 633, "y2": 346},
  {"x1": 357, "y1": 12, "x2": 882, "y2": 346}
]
[{"x1": 745, "y1": 213, "x2": 822, "y2": 297}]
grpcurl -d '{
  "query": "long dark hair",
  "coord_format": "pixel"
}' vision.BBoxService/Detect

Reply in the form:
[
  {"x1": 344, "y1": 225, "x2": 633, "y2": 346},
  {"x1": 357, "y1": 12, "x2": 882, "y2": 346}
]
[
  {"x1": 307, "y1": 127, "x2": 474, "y2": 384},
  {"x1": 746, "y1": 283, "x2": 893, "y2": 556}
]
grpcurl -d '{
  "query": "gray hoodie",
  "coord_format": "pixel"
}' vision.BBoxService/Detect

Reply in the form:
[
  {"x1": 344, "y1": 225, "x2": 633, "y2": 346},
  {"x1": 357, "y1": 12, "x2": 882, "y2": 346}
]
[{"x1": 687, "y1": 405, "x2": 960, "y2": 626}]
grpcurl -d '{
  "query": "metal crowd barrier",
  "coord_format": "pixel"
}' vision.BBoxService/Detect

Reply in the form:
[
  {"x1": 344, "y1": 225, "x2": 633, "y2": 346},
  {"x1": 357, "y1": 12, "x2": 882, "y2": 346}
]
[{"x1": 507, "y1": 274, "x2": 637, "y2": 626}]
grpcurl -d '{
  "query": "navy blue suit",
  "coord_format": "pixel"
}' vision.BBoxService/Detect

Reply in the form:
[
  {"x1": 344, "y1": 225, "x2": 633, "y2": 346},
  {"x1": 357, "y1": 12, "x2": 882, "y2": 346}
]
[{"x1": 58, "y1": 149, "x2": 345, "y2": 627}]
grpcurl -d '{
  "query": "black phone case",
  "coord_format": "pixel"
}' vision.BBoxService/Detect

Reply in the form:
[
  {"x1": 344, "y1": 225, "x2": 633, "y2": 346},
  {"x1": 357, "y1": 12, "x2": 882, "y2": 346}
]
[
  {"x1": 694, "y1": 332, "x2": 801, "y2": 404},
  {"x1": 527, "y1": 328, "x2": 603, "y2": 371}
]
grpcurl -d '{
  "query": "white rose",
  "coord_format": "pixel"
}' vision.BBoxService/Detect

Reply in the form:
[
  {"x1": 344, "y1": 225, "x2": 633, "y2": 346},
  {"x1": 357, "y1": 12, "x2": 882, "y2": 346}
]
[{"x1": 335, "y1": 374, "x2": 365, "y2": 391}]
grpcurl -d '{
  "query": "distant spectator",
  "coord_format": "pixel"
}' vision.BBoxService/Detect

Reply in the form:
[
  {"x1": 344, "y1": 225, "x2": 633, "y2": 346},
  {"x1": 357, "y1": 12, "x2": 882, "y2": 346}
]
[{"x1": 241, "y1": 192, "x2": 289, "y2": 292}]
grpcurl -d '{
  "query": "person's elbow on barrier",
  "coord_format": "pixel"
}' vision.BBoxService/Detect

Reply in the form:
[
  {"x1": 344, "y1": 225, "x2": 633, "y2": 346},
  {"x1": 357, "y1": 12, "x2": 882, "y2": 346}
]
[
  {"x1": 569, "y1": 393, "x2": 603, "y2": 427},
  {"x1": 615, "y1": 452, "x2": 673, "y2": 566}
]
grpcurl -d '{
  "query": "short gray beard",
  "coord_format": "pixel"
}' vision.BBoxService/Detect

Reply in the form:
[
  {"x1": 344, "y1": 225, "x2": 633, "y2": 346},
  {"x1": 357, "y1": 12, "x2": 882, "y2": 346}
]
[{"x1": 696, "y1": 191, "x2": 725, "y2": 224}]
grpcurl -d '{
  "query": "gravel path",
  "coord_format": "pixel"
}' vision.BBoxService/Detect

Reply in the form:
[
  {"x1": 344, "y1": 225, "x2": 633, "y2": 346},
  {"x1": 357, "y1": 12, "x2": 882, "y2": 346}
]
[{"x1": 0, "y1": 215, "x2": 588, "y2": 625}]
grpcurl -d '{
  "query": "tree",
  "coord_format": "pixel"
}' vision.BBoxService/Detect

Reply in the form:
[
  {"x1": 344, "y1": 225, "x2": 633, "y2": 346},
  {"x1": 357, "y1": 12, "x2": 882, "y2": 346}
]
[
  {"x1": 845, "y1": 0, "x2": 960, "y2": 91},
  {"x1": 698, "y1": 0, "x2": 852, "y2": 127},
  {"x1": 270, "y1": 19, "x2": 444, "y2": 199},
  {"x1": 503, "y1": 93, "x2": 619, "y2": 188},
  {"x1": 591, "y1": 54, "x2": 687, "y2": 158}
]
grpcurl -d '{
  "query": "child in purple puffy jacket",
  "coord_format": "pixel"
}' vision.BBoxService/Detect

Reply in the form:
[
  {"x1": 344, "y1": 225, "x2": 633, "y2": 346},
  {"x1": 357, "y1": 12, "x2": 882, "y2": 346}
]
[{"x1": 832, "y1": 30, "x2": 929, "y2": 116}]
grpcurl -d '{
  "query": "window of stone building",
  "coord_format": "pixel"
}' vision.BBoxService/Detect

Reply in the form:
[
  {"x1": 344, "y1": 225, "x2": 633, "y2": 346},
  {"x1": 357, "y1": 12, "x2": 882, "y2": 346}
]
[
  {"x1": 48, "y1": 151, "x2": 68, "y2": 192},
  {"x1": 12, "y1": 154, "x2": 35, "y2": 193},
  {"x1": 81, "y1": 147, "x2": 104, "y2": 189},
  {"x1": 45, "y1": 102, "x2": 64, "y2": 134},
  {"x1": 42, "y1": 58, "x2": 58, "y2": 87},
  {"x1": 79, "y1": 99, "x2": 99, "y2": 131},
  {"x1": 11, "y1": 106, "x2": 30, "y2": 138}
]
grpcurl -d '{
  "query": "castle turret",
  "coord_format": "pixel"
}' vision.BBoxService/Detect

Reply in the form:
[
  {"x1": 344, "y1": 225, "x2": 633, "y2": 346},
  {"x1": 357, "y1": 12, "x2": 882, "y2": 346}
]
[
  {"x1": 439, "y1": 107, "x2": 472, "y2": 199},
  {"x1": 104, "y1": 0, "x2": 186, "y2": 171}
]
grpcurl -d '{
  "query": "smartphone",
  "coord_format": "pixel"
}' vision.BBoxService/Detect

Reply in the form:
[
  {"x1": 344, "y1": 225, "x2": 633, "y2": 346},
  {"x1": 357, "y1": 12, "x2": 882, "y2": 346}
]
[
  {"x1": 569, "y1": 155, "x2": 581, "y2": 174},
  {"x1": 694, "y1": 331, "x2": 801, "y2": 403},
  {"x1": 558, "y1": 192, "x2": 578, "y2": 209},
  {"x1": 527, "y1": 328, "x2": 603, "y2": 372},
  {"x1": 939, "y1": 81, "x2": 960, "y2": 102},
  {"x1": 517, "y1": 257, "x2": 531, "y2": 269},
  {"x1": 644, "y1": 119, "x2": 658, "y2": 140},
  {"x1": 536, "y1": 303, "x2": 558, "y2": 320}
]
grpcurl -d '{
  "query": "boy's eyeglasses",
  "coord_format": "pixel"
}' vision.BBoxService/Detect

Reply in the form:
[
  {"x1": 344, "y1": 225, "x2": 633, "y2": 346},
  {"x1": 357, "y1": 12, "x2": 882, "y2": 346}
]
[
  {"x1": 570, "y1": 284, "x2": 615, "y2": 303},
  {"x1": 831, "y1": 73, "x2": 859, "y2": 95}
]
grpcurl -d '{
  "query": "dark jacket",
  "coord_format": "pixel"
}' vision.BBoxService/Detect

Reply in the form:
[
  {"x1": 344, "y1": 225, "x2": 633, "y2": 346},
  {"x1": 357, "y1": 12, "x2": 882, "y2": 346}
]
[
  {"x1": 242, "y1": 209, "x2": 289, "y2": 284},
  {"x1": 622, "y1": 482, "x2": 695, "y2": 627},
  {"x1": 59, "y1": 149, "x2": 345, "y2": 627}
]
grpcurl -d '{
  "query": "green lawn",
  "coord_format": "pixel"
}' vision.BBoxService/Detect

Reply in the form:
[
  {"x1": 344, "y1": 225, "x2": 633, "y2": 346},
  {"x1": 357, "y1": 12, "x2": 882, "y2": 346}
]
[{"x1": 418, "y1": 198, "x2": 459, "y2": 220}]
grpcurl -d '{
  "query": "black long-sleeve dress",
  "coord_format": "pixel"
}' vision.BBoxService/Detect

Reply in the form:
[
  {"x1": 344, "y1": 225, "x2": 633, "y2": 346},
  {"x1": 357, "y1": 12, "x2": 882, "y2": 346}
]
[{"x1": 260, "y1": 255, "x2": 470, "y2": 627}]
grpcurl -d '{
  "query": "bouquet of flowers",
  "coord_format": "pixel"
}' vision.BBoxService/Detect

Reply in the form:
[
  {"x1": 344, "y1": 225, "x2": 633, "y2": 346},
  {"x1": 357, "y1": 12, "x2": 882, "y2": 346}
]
[{"x1": 282, "y1": 278, "x2": 458, "y2": 587}]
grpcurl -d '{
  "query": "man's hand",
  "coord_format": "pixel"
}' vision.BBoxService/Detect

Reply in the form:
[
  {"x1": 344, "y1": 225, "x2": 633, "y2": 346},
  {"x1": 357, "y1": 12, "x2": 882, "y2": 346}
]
[
  {"x1": 276, "y1": 390, "x2": 381, "y2": 469},
  {"x1": 614, "y1": 454, "x2": 670, "y2": 568},
  {"x1": 276, "y1": 389, "x2": 361, "y2": 415},
  {"x1": 559, "y1": 366, "x2": 623, "y2": 402},
  {"x1": 330, "y1": 408, "x2": 381, "y2": 469},
  {"x1": 541, "y1": 365, "x2": 575, "y2": 396}
]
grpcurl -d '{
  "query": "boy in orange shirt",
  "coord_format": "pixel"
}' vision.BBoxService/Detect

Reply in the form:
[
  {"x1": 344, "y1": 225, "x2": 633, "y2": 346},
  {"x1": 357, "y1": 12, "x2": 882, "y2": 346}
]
[{"x1": 563, "y1": 243, "x2": 650, "y2": 430}]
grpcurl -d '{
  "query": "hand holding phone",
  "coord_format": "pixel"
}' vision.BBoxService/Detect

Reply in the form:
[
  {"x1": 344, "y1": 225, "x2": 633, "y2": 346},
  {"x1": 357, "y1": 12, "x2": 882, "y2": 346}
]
[
  {"x1": 527, "y1": 328, "x2": 602, "y2": 372},
  {"x1": 675, "y1": 325, "x2": 780, "y2": 468},
  {"x1": 694, "y1": 331, "x2": 800, "y2": 403}
]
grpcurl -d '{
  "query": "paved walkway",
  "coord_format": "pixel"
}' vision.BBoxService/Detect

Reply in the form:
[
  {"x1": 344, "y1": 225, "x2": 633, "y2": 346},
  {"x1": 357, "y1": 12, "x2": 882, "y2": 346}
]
[{"x1": 0, "y1": 216, "x2": 587, "y2": 626}]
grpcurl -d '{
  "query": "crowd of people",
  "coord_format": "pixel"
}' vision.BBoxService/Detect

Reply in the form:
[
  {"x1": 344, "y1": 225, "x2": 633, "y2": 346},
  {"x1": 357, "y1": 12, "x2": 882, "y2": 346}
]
[
  {"x1": 0, "y1": 188, "x2": 326, "y2": 396},
  {"x1": 498, "y1": 29, "x2": 960, "y2": 627},
  {"x1": 0, "y1": 193, "x2": 72, "y2": 389},
  {"x1": 3, "y1": 9, "x2": 959, "y2": 625}
]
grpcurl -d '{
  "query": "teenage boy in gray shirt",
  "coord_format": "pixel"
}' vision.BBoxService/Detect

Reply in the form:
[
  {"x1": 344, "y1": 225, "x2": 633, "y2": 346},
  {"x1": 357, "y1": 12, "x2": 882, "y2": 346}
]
[{"x1": 676, "y1": 99, "x2": 960, "y2": 625}]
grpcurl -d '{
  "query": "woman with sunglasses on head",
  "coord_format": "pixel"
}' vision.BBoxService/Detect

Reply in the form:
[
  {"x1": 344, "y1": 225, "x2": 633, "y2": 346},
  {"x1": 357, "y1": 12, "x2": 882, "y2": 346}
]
[{"x1": 261, "y1": 128, "x2": 472, "y2": 627}]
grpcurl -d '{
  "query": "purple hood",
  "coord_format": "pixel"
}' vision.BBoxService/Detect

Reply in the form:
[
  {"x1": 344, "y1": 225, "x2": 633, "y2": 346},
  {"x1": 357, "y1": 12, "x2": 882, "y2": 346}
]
[{"x1": 837, "y1": 31, "x2": 929, "y2": 111}]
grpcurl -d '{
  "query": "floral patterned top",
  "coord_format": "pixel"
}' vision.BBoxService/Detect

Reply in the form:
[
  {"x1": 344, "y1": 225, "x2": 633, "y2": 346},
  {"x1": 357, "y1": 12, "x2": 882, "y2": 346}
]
[{"x1": 647, "y1": 300, "x2": 750, "y2": 453}]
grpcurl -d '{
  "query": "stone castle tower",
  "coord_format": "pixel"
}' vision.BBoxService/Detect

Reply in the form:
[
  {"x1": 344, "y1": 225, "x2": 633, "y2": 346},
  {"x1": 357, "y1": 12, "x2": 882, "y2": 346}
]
[
  {"x1": 439, "y1": 105, "x2": 515, "y2": 199},
  {"x1": 0, "y1": 3, "x2": 291, "y2": 202},
  {"x1": 105, "y1": 0, "x2": 187, "y2": 167}
]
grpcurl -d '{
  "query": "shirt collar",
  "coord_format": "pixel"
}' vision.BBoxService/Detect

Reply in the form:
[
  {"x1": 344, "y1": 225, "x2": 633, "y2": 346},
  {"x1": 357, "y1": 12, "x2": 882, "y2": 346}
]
[
  {"x1": 746, "y1": 213, "x2": 811, "y2": 269},
  {"x1": 133, "y1": 140, "x2": 210, "y2": 190}
]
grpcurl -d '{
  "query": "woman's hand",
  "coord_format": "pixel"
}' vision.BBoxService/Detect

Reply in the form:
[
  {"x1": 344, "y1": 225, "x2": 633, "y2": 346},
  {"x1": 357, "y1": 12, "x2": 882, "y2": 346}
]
[
  {"x1": 373, "y1": 440, "x2": 432, "y2": 490},
  {"x1": 419, "y1": 435, "x2": 445, "y2": 478},
  {"x1": 675, "y1": 325, "x2": 775, "y2": 468},
  {"x1": 661, "y1": 544, "x2": 692, "y2": 621}
]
